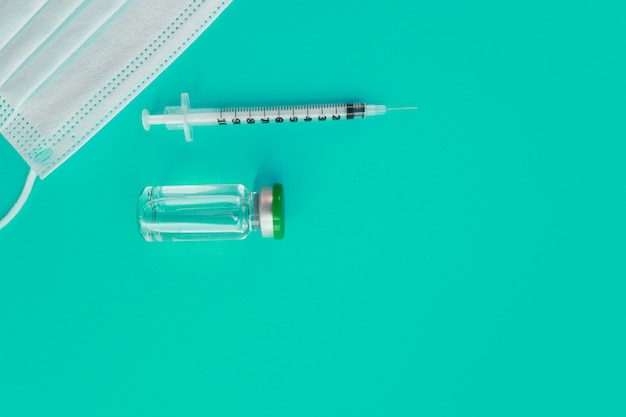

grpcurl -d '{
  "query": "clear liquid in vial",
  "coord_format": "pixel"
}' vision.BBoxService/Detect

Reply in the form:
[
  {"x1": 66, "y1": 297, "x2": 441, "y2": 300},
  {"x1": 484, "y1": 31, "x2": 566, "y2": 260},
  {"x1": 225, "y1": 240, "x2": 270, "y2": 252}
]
[{"x1": 137, "y1": 184, "x2": 254, "y2": 242}]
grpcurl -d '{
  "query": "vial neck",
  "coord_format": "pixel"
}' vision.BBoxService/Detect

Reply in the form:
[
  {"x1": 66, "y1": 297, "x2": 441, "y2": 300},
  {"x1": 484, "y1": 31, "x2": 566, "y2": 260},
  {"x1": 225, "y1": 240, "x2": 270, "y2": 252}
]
[{"x1": 250, "y1": 191, "x2": 261, "y2": 232}]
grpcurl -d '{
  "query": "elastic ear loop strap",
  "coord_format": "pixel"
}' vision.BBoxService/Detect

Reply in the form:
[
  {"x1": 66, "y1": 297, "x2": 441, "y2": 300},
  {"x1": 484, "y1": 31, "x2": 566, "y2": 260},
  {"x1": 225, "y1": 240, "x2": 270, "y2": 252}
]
[{"x1": 0, "y1": 169, "x2": 36, "y2": 230}]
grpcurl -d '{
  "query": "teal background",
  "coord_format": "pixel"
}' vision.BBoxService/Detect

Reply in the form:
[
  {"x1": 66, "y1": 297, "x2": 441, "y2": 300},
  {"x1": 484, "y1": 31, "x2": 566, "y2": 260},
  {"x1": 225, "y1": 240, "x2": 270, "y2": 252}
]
[{"x1": 1, "y1": 1, "x2": 625, "y2": 415}]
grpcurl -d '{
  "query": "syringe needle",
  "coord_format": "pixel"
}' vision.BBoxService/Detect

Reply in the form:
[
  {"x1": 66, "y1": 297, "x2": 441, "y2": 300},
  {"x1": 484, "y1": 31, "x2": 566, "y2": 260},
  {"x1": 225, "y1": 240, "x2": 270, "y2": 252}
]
[{"x1": 386, "y1": 106, "x2": 418, "y2": 111}]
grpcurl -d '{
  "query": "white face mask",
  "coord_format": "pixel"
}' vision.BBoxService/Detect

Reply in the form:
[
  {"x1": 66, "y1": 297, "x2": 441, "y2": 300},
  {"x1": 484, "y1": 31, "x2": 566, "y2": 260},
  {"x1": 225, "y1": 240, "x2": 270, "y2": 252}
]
[{"x1": 0, "y1": 0, "x2": 232, "y2": 229}]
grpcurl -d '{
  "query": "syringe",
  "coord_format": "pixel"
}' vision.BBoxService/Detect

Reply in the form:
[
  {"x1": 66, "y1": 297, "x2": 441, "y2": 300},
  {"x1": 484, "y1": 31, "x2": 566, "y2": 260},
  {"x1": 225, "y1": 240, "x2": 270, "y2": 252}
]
[{"x1": 142, "y1": 93, "x2": 417, "y2": 141}]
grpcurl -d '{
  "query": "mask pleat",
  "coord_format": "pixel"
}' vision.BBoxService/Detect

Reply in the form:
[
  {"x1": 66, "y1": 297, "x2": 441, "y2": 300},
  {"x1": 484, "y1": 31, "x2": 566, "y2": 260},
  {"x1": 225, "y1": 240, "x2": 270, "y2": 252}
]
[
  {"x1": 0, "y1": 0, "x2": 128, "y2": 110},
  {"x1": 0, "y1": 0, "x2": 49, "y2": 51},
  {"x1": 0, "y1": 0, "x2": 85, "y2": 88}
]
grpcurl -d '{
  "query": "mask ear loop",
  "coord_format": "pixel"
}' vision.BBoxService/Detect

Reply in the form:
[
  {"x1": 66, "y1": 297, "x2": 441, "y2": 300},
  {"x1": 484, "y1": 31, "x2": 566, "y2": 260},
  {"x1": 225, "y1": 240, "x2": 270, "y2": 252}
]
[{"x1": 0, "y1": 168, "x2": 36, "y2": 230}]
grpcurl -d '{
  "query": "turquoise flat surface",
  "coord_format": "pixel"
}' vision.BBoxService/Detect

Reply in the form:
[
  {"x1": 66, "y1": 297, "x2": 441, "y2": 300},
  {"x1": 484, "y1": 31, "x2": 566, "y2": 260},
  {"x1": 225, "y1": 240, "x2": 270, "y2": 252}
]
[{"x1": 1, "y1": 1, "x2": 625, "y2": 415}]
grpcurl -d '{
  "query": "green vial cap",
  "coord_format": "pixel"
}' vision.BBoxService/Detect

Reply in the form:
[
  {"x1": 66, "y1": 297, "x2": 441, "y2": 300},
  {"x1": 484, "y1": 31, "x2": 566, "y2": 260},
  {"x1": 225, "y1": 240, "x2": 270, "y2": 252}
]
[{"x1": 272, "y1": 183, "x2": 284, "y2": 240}]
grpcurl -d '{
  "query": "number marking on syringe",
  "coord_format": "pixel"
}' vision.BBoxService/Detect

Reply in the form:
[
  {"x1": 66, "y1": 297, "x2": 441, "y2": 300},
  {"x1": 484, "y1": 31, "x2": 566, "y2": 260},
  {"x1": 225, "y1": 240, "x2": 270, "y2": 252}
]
[{"x1": 208, "y1": 105, "x2": 352, "y2": 126}]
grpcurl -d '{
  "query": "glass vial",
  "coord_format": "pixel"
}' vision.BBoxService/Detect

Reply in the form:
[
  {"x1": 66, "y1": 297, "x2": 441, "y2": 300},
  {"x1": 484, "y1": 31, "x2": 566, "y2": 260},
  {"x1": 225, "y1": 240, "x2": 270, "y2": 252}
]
[{"x1": 137, "y1": 183, "x2": 284, "y2": 242}]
